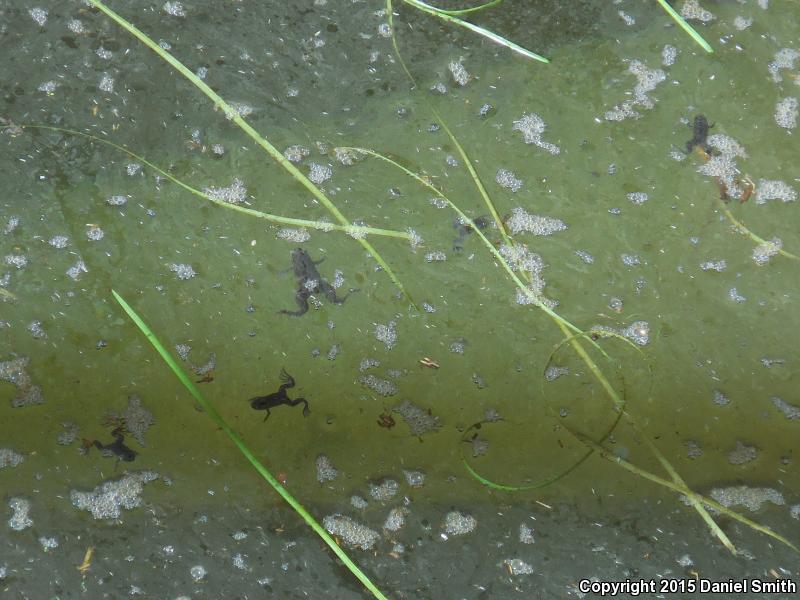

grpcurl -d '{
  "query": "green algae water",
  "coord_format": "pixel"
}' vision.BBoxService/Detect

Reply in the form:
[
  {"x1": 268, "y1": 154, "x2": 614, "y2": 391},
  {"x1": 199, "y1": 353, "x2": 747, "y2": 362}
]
[{"x1": 2, "y1": 1, "x2": 799, "y2": 598}]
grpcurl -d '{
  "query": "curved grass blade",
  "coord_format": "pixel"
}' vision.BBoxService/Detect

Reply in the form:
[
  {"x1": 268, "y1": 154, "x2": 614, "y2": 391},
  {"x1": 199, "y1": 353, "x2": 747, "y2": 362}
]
[
  {"x1": 655, "y1": 0, "x2": 713, "y2": 53},
  {"x1": 718, "y1": 199, "x2": 799, "y2": 261},
  {"x1": 90, "y1": 0, "x2": 415, "y2": 308},
  {"x1": 418, "y1": 0, "x2": 504, "y2": 17},
  {"x1": 401, "y1": 0, "x2": 549, "y2": 63},
  {"x1": 567, "y1": 426, "x2": 800, "y2": 554},
  {"x1": 23, "y1": 125, "x2": 408, "y2": 242},
  {"x1": 111, "y1": 290, "x2": 390, "y2": 600}
]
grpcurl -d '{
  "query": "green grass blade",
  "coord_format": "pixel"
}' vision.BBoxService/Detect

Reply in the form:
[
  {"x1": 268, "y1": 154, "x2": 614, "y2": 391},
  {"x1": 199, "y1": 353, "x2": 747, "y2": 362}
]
[
  {"x1": 23, "y1": 125, "x2": 408, "y2": 242},
  {"x1": 111, "y1": 290, "x2": 390, "y2": 600},
  {"x1": 401, "y1": 0, "x2": 548, "y2": 63},
  {"x1": 718, "y1": 199, "x2": 799, "y2": 261},
  {"x1": 90, "y1": 0, "x2": 415, "y2": 308},
  {"x1": 420, "y1": 0, "x2": 504, "y2": 16},
  {"x1": 655, "y1": 0, "x2": 713, "y2": 53}
]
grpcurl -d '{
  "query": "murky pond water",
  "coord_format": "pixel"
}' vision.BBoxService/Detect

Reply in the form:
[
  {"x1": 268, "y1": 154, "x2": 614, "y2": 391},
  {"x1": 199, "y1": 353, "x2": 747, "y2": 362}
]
[{"x1": 2, "y1": 1, "x2": 799, "y2": 598}]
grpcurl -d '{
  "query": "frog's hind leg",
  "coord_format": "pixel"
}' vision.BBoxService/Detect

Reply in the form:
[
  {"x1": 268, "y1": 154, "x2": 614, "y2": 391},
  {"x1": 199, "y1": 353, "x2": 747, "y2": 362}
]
[
  {"x1": 279, "y1": 290, "x2": 311, "y2": 316},
  {"x1": 289, "y1": 397, "x2": 310, "y2": 417},
  {"x1": 279, "y1": 369, "x2": 296, "y2": 390}
]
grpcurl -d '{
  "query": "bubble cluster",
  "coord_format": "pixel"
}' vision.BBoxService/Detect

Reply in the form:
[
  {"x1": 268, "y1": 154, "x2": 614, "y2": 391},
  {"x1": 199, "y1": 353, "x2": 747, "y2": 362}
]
[
  {"x1": 107, "y1": 195, "x2": 127, "y2": 206},
  {"x1": 626, "y1": 192, "x2": 648, "y2": 205},
  {"x1": 709, "y1": 486, "x2": 784, "y2": 512},
  {"x1": 511, "y1": 113, "x2": 560, "y2": 155},
  {"x1": 403, "y1": 469, "x2": 425, "y2": 488},
  {"x1": 120, "y1": 395, "x2": 155, "y2": 446},
  {"x1": 504, "y1": 558, "x2": 534, "y2": 576},
  {"x1": 712, "y1": 390, "x2": 730, "y2": 406},
  {"x1": 0, "y1": 356, "x2": 44, "y2": 408},
  {"x1": 519, "y1": 523, "x2": 535, "y2": 544},
  {"x1": 333, "y1": 147, "x2": 363, "y2": 166},
  {"x1": 27, "y1": 320, "x2": 47, "y2": 339},
  {"x1": 729, "y1": 287, "x2": 746, "y2": 303},
  {"x1": 425, "y1": 250, "x2": 447, "y2": 262},
  {"x1": 768, "y1": 48, "x2": 800, "y2": 83},
  {"x1": 66, "y1": 258, "x2": 88, "y2": 280},
  {"x1": 203, "y1": 178, "x2": 247, "y2": 204},
  {"x1": 3, "y1": 216, "x2": 19, "y2": 234},
  {"x1": 308, "y1": 163, "x2": 332, "y2": 184},
  {"x1": 442, "y1": 510, "x2": 477, "y2": 536},
  {"x1": 4, "y1": 253, "x2": 26, "y2": 269},
  {"x1": 284, "y1": 145, "x2": 310, "y2": 163},
  {"x1": 374, "y1": 320, "x2": 397, "y2": 349},
  {"x1": 351, "y1": 495, "x2": 369, "y2": 509},
  {"x1": 169, "y1": 263, "x2": 196, "y2": 280},
  {"x1": 680, "y1": 0, "x2": 715, "y2": 21},
  {"x1": 755, "y1": 179, "x2": 796, "y2": 204},
  {"x1": 505, "y1": 207, "x2": 567, "y2": 236},
  {"x1": 368, "y1": 479, "x2": 399, "y2": 501},
  {"x1": 276, "y1": 228, "x2": 311, "y2": 243},
  {"x1": 604, "y1": 60, "x2": 666, "y2": 121},
  {"x1": 662, "y1": 45, "x2": 678, "y2": 67},
  {"x1": 358, "y1": 374, "x2": 397, "y2": 396},
  {"x1": 699, "y1": 260, "x2": 726, "y2": 272},
  {"x1": 752, "y1": 237, "x2": 782, "y2": 266},
  {"x1": 771, "y1": 396, "x2": 800, "y2": 420},
  {"x1": 733, "y1": 16, "x2": 753, "y2": 30},
  {"x1": 99, "y1": 73, "x2": 114, "y2": 93},
  {"x1": 162, "y1": 2, "x2": 186, "y2": 18},
  {"x1": 322, "y1": 514, "x2": 380, "y2": 550},
  {"x1": 224, "y1": 102, "x2": 253, "y2": 119},
  {"x1": 774, "y1": 97, "x2": 797, "y2": 130},
  {"x1": 28, "y1": 7, "x2": 48, "y2": 26},
  {"x1": 684, "y1": 440, "x2": 703, "y2": 459},
  {"x1": 383, "y1": 507, "x2": 409, "y2": 532},
  {"x1": 70, "y1": 471, "x2": 160, "y2": 520},
  {"x1": 8, "y1": 497, "x2": 33, "y2": 531},
  {"x1": 393, "y1": 399, "x2": 441, "y2": 436},
  {"x1": 448, "y1": 61, "x2": 471, "y2": 86},
  {"x1": 0, "y1": 448, "x2": 24, "y2": 469},
  {"x1": 496, "y1": 169, "x2": 522, "y2": 192},
  {"x1": 697, "y1": 134, "x2": 748, "y2": 200},
  {"x1": 727, "y1": 440, "x2": 758, "y2": 465},
  {"x1": 316, "y1": 454, "x2": 338, "y2": 482},
  {"x1": 359, "y1": 357, "x2": 380, "y2": 371},
  {"x1": 57, "y1": 422, "x2": 79, "y2": 445}
]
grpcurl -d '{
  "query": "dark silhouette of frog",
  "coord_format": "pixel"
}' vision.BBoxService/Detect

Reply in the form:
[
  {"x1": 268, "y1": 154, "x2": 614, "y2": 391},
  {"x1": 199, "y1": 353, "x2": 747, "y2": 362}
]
[
  {"x1": 280, "y1": 248, "x2": 355, "y2": 316},
  {"x1": 249, "y1": 368, "x2": 309, "y2": 421},
  {"x1": 83, "y1": 427, "x2": 137, "y2": 462},
  {"x1": 685, "y1": 114, "x2": 713, "y2": 155},
  {"x1": 453, "y1": 215, "x2": 490, "y2": 252}
]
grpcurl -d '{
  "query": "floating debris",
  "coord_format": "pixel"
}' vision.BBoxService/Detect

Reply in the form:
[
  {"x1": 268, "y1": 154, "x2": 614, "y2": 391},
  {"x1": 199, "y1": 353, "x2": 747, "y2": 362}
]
[
  {"x1": 393, "y1": 400, "x2": 440, "y2": 436},
  {"x1": 443, "y1": 510, "x2": 477, "y2": 536},
  {"x1": 8, "y1": 497, "x2": 33, "y2": 531},
  {"x1": 709, "y1": 486, "x2": 784, "y2": 512},
  {"x1": 322, "y1": 514, "x2": 379, "y2": 550},
  {"x1": 70, "y1": 471, "x2": 160, "y2": 520},
  {"x1": 733, "y1": 16, "x2": 753, "y2": 30},
  {"x1": 333, "y1": 147, "x2": 363, "y2": 166},
  {"x1": 316, "y1": 454, "x2": 338, "y2": 483}
]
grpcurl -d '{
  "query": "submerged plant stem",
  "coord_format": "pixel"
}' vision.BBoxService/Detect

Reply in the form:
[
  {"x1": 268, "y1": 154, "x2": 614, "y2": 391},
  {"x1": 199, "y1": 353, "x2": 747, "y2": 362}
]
[{"x1": 112, "y1": 291, "x2": 390, "y2": 600}]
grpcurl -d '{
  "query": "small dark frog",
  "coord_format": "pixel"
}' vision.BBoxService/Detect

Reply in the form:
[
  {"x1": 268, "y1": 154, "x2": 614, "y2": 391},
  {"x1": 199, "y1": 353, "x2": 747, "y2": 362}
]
[
  {"x1": 280, "y1": 248, "x2": 356, "y2": 316},
  {"x1": 249, "y1": 368, "x2": 310, "y2": 421},
  {"x1": 685, "y1": 114, "x2": 713, "y2": 155},
  {"x1": 83, "y1": 426, "x2": 137, "y2": 462},
  {"x1": 452, "y1": 215, "x2": 490, "y2": 252}
]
